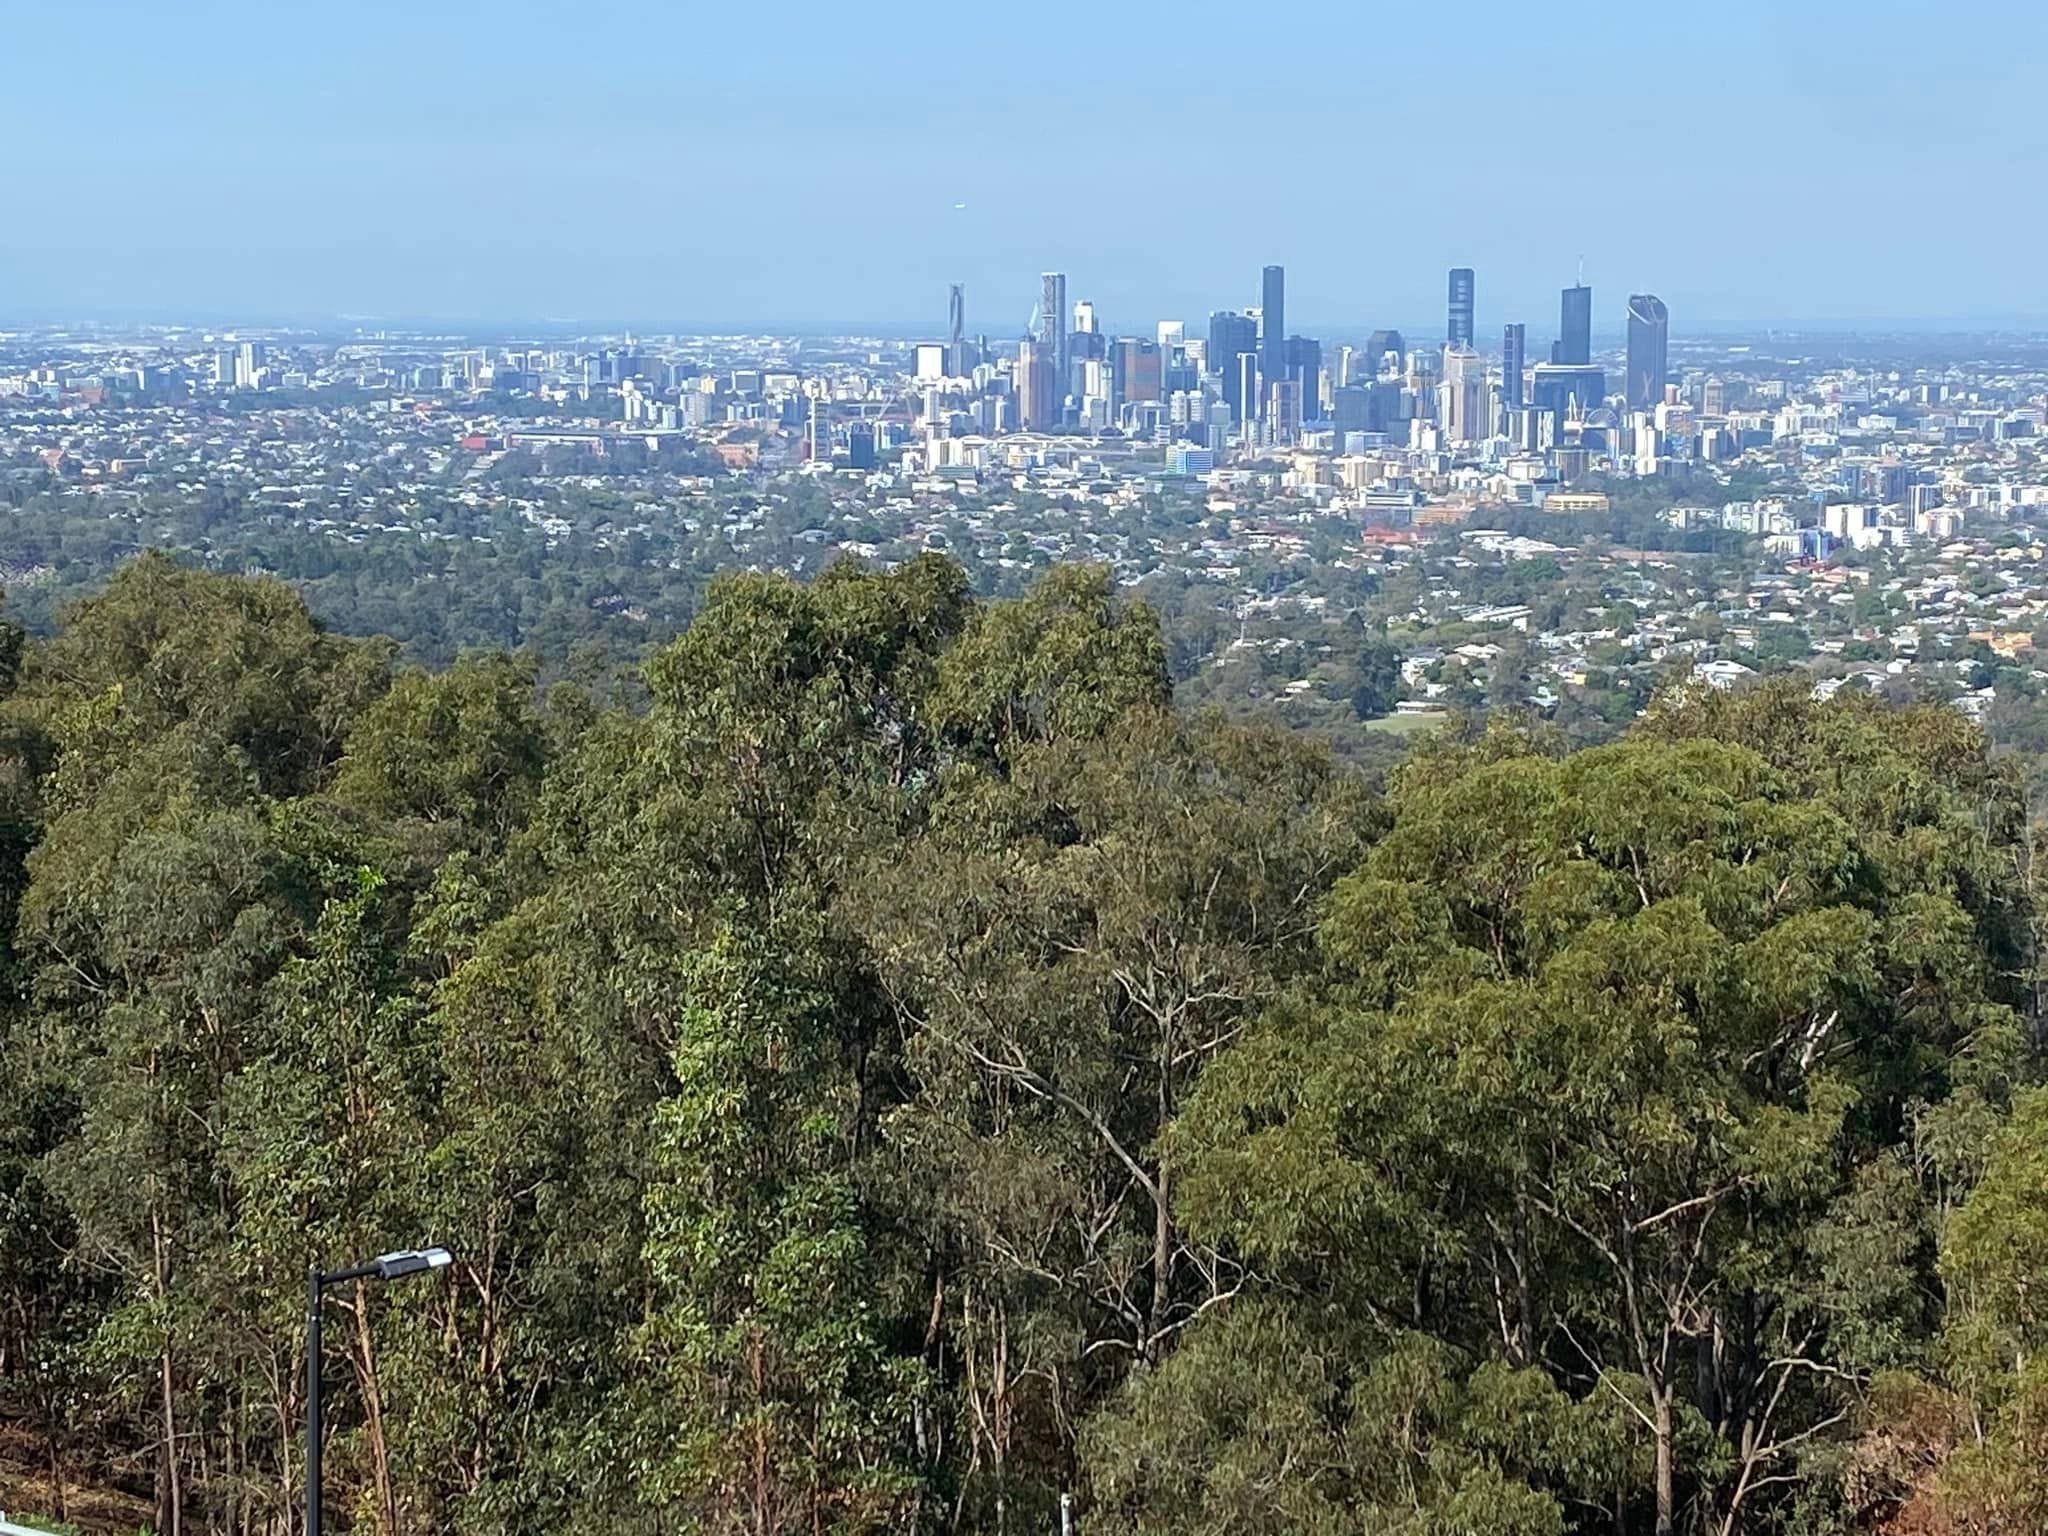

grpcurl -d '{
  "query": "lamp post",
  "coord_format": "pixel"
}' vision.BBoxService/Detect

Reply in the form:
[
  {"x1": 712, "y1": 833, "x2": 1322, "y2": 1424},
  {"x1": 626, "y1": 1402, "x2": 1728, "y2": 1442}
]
[{"x1": 306, "y1": 1248, "x2": 452, "y2": 1536}]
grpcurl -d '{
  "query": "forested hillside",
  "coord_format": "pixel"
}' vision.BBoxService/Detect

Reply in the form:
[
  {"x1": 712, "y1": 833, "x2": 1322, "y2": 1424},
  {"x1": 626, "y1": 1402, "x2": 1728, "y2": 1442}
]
[{"x1": 3, "y1": 553, "x2": 2047, "y2": 1536}]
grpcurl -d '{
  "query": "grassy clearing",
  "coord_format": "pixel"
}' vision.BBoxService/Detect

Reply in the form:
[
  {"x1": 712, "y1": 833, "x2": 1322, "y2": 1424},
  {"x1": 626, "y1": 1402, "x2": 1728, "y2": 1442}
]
[{"x1": 1363, "y1": 711, "x2": 1450, "y2": 736}]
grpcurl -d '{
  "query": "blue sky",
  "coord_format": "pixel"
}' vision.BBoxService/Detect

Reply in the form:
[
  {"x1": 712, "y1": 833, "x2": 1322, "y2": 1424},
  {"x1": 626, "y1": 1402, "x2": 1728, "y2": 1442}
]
[{"x1": 3, "y1": 0, "x2": 2042, "y2": 333}]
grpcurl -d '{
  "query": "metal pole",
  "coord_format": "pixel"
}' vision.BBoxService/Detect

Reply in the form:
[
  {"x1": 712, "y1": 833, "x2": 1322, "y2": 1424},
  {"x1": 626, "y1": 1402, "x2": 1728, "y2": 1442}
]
[{"x1": 306, "y1": 1269, "x2": 322, "y2": 1536}]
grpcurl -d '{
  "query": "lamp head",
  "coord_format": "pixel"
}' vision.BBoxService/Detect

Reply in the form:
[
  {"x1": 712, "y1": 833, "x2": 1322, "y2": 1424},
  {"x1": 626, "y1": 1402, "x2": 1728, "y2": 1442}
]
[{"x1": 374, "y1": 1247, "x2": 453, "y2": 1281}]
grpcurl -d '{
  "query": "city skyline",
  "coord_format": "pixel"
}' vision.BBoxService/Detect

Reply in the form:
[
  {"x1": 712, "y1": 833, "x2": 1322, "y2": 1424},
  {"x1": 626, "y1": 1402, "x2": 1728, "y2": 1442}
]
[
  {"x1": 5, "y1": 1, "x2": 2046, "y2": 330},
  {"x1": 8, "y1": 7, "x2": 2048, "y2": 1530}
]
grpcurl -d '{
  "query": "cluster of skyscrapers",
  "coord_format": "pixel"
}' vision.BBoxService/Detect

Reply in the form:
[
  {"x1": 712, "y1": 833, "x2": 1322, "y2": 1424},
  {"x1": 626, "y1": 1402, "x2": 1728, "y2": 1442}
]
[{"x1": 909, "y1": 262, "x2": 1673, "y2": 473}]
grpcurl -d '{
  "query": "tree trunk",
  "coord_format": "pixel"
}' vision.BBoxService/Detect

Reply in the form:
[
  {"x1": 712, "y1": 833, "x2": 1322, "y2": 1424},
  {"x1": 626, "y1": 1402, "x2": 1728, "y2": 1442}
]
[
  {"x1": 159, "y1": 1342, "x2": 184, "y2": 1536},
  {"x1": 752, "y1": 1327, "x2": 770, "y2": 1536},
  {"x1": 1512, "y1": 1195, "x2": 1535, "y2": 1365},
  {"x1": 1147, "y1": 1038, "x2": 1174, "y2": 1359},
  {"x1": 46, "y1": 1430, "x2": 66, "y2": 1522},
  {"x1": 1147, "y1": 1167, "x2": 1171, "y2": 1360},
  {"x1": 1654, "y1": 1389, "x2": 1675, "y2": 1536},
  {"x1": 153, "y1": 1192, "x2": 184, "y2": 1536},
  {"x1": 352, "y1": 1283, "x2": 400, "y2": 1536}
]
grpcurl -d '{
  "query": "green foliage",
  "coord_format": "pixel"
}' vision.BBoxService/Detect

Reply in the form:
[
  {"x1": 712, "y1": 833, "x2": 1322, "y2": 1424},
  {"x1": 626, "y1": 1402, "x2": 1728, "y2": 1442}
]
[
  {"x1": 1082, "y1": 1308, "x2": 1601, "y2": 1536},
  {"x1": 636, "y1": 927, "x2": 924, "y2": 1535},
  {"x1": 0, "y1": 556, "x2": 2042, "y2": 1536},
  {"x1": 1173, "y1": 692, "x2": 2032, "y2": 1536}
]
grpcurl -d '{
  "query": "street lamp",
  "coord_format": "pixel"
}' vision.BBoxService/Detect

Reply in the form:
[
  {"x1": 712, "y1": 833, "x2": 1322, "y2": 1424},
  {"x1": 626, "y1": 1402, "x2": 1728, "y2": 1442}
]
[{"x1": 306, "y1": 1249, "x2": 452, "y2": 1536}]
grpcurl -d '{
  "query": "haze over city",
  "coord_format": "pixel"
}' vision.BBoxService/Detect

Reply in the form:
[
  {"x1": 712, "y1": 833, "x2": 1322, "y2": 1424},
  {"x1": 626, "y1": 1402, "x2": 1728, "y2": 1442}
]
[{"x1": 6, "y1": 0, "x2": 2047, "y2": 330}]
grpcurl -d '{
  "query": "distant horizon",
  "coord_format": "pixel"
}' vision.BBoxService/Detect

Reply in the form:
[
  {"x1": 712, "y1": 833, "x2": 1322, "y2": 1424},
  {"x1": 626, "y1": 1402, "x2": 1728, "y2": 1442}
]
[
  {"x1": 8, "y1": 306, "x2": 2048, "y2": 346},
  {"x1": 8, "y1": 3, "x2": 2045, "y2": 338}
]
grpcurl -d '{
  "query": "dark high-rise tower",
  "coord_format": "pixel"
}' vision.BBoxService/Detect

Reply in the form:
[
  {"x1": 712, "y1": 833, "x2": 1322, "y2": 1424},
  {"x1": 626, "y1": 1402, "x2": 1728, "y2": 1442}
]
[
  {"x1": 1501, "y1": 323, "x2": 1526, "y2": 410},
  {"x1": 1286, "y1": 335, "x2": 1321, "y2": 420},
  {"x1": 1039, "y1": 273, "x2": 1068, "y2": 383},
  {"x1": 1260, "y1": 265, "x2": 1285, "y2": 393},
  {"x1": 1625, "y1": 293, "x2": 1669, "y2": 411},
  {"x1": 945, "y1": 283, "x2": 971, "y2": 373},
  {"x1": 1209, "y1": 310, "x2": 1258, "y2": 421},
  {"x1": 1555, "y1": 283, "x2": 1593, "y2": 366},
  {"x1": 1447, "y1": 267, "x2": 1475, "y2": 348}
]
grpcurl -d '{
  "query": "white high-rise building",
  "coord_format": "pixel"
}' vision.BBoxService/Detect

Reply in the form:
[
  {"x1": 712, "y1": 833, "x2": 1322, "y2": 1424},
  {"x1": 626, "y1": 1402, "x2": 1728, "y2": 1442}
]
[{"x1": 1440, "y1": 346, "x2": 1486, "y2": 443}]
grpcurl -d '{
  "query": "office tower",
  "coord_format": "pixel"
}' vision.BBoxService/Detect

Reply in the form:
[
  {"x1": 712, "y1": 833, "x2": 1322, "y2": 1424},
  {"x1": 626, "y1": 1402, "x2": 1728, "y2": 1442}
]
[
  {"x1": 1369, "y1": 378, "x2": 1403, "y2": 435},
  {"x1": 1333, "y1": 386, "x2": 1370, "y2": 434},
  {"x1": 1260, "y1": 265, "x2": 1285, "y2": 390},
  {"x1": 1285, "y1": 336, "x2": 1321, "y2": 421},
  {"x1": 945, "y1": 285, "x2": 971, "y2": 373},
  {"x1": 1073, "y1": 299, "x2": 1098, "y2": 334},
  {"x1": 1113, "y1": 336, "x2": 1163, "y2": 407},
  {"x1": 1016, "y1": 340, "x2": 1056, "y2": 431},
  {"x1": 1039, "y1": 273, "x2": 1068, "y2": 382},
  {"x1": 1447, "y1": 268, "x2": 1475, "y2": 347},
  {"x1": 806, "y1": 396, "x2": 831, "y2": 462},
  {"x1": 1158, "y1": 326, "x2": 1188, "y2": 395},
  {"x1": 1501, "y1": 323, "x2": 1527, "y2": 410},
  {"x1": 1235, "y1": 353, "x2": 1261, "y2": 434},
  {"x1": 1441, "y1": 346, "x2": 1486, "y2": 443},
  {"x1": 1209, "y1": 311, "x2": 1258, "y2": 420},
  {"x1": 1265, "y1": 378, "x2": 1302, "y2": 444},
  {"x1": 1407, "y1": 346, "x2": 1441, "y2": 397},
  {"x1": 1081, "y1": 356, "x2": 1113, "y2": 415},
  {"x1": 1555, "y1": 283, "x2": 1593, "y2": 366},
  {"x1": 1531, "y1": 362, "x2": 1606, "y2": 423},
  {"x1": 1625, "y1": 293, "x2": 1669, "y2": 411},
  {"x1": 846, "y1": 423, "x2": 877, "y2": 471},
  {"x1": 1365, "y1": 329, "x2": 1405, "y2": 377}
]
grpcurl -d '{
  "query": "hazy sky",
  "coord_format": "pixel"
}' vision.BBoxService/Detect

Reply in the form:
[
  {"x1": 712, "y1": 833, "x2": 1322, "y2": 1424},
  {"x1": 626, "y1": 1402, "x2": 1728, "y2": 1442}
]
[{"x1": 5, "y1": 0, "x2": 2043, "y2": 334}]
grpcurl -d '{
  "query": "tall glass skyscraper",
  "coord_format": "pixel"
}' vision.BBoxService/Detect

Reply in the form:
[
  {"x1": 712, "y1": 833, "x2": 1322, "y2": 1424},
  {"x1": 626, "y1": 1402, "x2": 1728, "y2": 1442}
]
[
  {"x1": 1285, "y1": 335, "x2": 1321, "y2": 421},
  {"x1": 1039, "y1": 272, "x2": 1067, "y2": 383},
  {"x1": 1626, "y1": 294, "x2": 1669, "y2": 411},
  {"x1": 1209, "y1": 310, "x2": 1258, "y2": 420},
  {"x1": 1556, "y1": 284, "x2": 1593, "y2": 366},
  {"x1": 1260, "y1": 265, "x2": 1285, "y2": 396},
  {"x1": 1447, "y1": 268, "x2": 1475, "y2": 348},
  {"x1": 1501, "y1": 323, "x2": 1526, "y2": 410}
]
